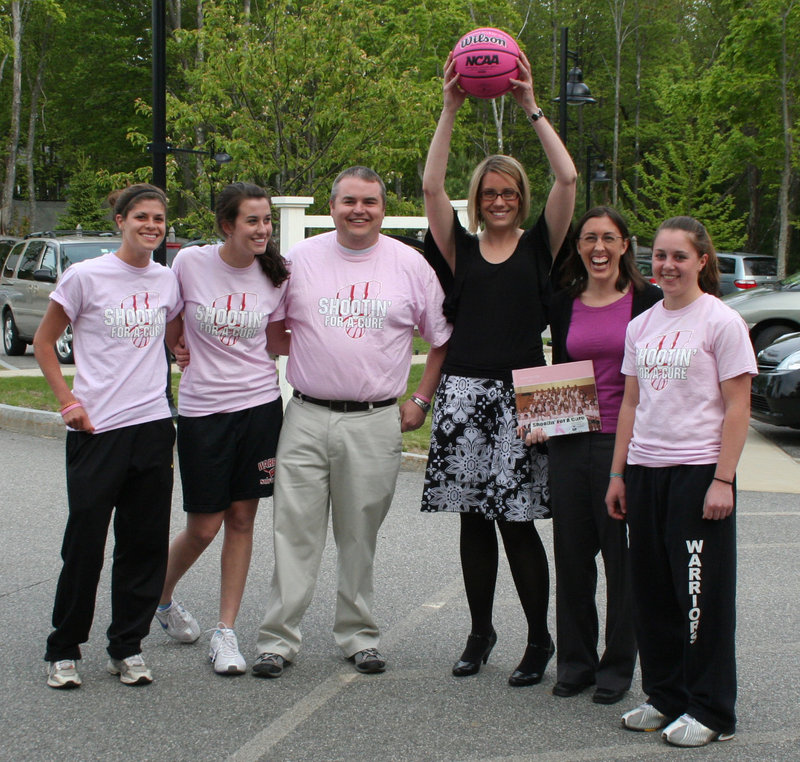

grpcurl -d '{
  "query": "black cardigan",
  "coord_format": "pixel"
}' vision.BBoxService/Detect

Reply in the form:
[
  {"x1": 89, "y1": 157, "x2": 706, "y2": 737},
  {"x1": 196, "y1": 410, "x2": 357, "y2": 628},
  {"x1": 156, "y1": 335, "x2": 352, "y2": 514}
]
[{"x1": 549, "y1": 283, "x2": 663, "y2": 365}]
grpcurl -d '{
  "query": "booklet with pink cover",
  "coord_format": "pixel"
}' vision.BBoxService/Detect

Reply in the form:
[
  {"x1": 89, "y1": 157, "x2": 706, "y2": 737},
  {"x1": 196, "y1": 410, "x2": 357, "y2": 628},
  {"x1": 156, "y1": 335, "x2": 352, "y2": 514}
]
[{"x1": 512, "y1": 360, "x2": 601, "y2": 437}]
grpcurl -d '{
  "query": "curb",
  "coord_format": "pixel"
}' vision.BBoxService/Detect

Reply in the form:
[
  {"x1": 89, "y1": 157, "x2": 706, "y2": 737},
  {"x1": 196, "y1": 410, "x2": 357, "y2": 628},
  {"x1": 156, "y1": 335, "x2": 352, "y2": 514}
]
[{"x1": 0, "y1": 403, "x2": 65, "y2": 440}]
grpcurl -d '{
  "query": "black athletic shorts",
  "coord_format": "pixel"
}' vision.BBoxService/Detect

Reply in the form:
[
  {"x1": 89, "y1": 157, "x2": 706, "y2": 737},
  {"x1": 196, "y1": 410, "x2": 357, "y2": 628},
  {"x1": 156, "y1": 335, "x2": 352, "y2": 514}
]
[{"x1": 177, "y1": 398, "x2": 282, "y2": 513}]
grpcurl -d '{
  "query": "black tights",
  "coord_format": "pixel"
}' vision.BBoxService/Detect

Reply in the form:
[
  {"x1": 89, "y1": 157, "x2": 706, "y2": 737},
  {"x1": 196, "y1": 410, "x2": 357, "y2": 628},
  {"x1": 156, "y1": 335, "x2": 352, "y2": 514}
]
[{"x1": 459, "y1": 512, "x2": 550, "y2": 646}]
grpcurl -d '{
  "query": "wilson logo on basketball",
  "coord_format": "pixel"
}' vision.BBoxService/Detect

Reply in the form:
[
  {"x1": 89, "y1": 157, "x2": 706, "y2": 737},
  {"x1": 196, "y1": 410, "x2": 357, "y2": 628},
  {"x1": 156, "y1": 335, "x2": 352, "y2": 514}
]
[{"x1": 459, "y1": 32, "x2": 509, "y2": 48}]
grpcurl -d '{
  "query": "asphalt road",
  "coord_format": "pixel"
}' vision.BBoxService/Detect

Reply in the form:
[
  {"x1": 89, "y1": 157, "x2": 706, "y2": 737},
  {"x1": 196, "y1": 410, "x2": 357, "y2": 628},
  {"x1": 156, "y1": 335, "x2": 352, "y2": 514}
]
[{"x1": 1, "y1": 426, "x2": 798, "y2": 761}]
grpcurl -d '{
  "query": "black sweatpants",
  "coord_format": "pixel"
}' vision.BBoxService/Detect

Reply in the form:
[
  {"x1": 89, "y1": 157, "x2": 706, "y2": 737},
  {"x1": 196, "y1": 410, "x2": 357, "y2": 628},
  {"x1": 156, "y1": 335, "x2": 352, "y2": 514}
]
[
  {"x1": 44, "y1": 418, "x2": 175, "y2": 662},
  {"x1": 625, "y1": 464, "x2": 737, "y2": 735},
  {"x1": 549, "y1": 432, "x2": 636, "y2": 692}
]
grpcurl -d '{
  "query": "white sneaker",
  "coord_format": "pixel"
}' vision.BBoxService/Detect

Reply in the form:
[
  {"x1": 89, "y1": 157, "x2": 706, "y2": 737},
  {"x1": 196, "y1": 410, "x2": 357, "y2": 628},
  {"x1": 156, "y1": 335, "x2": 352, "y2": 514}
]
[
  {"x1": 209, "y1": 624, "x2": 246, "y2": 675},
  {"x1": 621, "y1": 702, "x2": 670, "y2": 731},
  {"x1": 107, "y1": 653, "x2": 153, "y2": 685},
  {"x1": 47, "y1": 659, "x2": 82, "y2": 689},
  {"x1": 662, "y1": 713, "x2": 735, "y2": 747},
  {"x1": 155, "y1": 600, "x2": 201, "y2": 643}
]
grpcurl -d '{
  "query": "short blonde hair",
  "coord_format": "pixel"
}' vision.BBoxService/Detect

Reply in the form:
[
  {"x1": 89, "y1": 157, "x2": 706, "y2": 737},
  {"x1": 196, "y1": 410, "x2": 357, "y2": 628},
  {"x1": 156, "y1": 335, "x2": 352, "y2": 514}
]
[{"x1": 466, "y1": 155, "x2": 531, "y2": 233}]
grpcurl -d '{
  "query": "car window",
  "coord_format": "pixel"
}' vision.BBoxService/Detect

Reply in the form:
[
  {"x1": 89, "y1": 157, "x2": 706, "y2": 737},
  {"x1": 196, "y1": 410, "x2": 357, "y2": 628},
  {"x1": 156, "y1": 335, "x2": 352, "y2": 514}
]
[
  {"x1": 3, "y1": 245, "x2": 23, "y2": 278},
  {"x1": 60, "y1": 241, "x2": 120, "y2": 270},
  {"x1": 717, "y1": 256, "x2": 735, "y2": 274},
  {"x1": 744, "y1": 257, "x2": 777, "y2": 276},
  {"x1": 0, "y1": 240, "x2": 16, "y2": 265},
  {"x1": 40, "y1": 245, "x2": 57, "y2": 275},
  {"x1": 16, "y1": 241, "x2": 46, "y2": 281}
]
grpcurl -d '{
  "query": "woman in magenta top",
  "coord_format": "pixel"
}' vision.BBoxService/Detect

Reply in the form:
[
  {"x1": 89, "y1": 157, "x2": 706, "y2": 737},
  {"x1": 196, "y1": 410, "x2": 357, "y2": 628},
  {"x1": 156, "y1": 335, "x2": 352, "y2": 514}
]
[{"x1": 547, "y1": 207, "x2": 661, "y2": 705}]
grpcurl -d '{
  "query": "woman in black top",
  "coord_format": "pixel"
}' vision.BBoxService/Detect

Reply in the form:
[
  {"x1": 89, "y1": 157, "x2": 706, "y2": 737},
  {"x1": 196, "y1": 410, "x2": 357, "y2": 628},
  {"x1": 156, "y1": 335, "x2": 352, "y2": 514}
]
[
  {"x1": 547, "y1": 207, "x2": 661, "y2": 704},
  {"x1": 421, "y1": 49, "x2": 576, "y2": 685}
]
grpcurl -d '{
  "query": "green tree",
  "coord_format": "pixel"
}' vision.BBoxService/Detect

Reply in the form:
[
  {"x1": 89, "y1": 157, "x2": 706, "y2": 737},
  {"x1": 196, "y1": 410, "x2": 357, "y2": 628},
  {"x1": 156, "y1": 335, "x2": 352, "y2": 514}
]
[{"x1": 57, "y1": 155, "x2": 110, "y2": 231}]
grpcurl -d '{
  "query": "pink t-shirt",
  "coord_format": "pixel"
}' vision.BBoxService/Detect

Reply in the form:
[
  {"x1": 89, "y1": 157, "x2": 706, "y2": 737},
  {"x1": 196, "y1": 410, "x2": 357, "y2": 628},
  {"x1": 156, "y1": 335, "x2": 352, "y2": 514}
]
[
  {"x1": 278, "y1": 232, "x2": 451, "y2": 401},
  {"x1": 567, "y1": 291, "x2": 633, "y2": 433},
  {"x1": 622, "y1": 293, "x2": 756, "y2": 466},
  {"x1": 51, "y1": 253, "x2": 183, "y2": 433},
  {"x1": 173, "y1": 244, "x2": 287, "y2": 416}
]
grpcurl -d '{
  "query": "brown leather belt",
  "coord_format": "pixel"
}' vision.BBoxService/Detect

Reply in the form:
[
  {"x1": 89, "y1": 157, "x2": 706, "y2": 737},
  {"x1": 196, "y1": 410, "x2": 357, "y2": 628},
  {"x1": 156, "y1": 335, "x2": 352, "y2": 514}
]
[{"x1": 293, "y1": 390, "x2": 397, "y2": 413}]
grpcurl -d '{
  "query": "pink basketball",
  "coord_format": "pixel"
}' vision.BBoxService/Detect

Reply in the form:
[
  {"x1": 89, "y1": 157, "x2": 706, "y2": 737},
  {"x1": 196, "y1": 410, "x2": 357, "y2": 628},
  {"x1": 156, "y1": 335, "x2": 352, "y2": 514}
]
[{"x1": 452, "y1": 27, "x2": 520, "y2": 99}]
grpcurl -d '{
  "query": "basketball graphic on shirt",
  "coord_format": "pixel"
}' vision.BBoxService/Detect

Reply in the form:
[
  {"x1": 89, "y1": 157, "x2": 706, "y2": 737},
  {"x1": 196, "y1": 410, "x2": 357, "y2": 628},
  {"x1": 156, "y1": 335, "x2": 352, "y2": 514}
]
[
  {"x1": 643, "y1": 330, "x2": 693, "y2": 391},
  {"x1": 337, "y1": 281, "x2": 381, "y2": 339},
  {"x1": 211, "y1": 292, "x2": 258, "y2": 346},
  {"x1": 120, "y1": 291, "x2": 159, "y2": 348}
]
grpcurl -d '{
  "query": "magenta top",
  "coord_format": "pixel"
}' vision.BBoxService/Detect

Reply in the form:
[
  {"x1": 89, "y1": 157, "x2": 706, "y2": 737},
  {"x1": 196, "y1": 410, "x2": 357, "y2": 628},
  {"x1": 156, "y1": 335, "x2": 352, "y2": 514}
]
[{"x1": 565, "y1": 291, "x2": 633, "y2": 433}]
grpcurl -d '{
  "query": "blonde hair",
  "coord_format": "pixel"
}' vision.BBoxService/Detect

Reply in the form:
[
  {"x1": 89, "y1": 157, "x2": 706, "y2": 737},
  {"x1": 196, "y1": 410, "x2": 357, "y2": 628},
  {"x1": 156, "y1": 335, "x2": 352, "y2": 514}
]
[{"x1": 466, "y1": 155, "x2": 531, "y2": 233}]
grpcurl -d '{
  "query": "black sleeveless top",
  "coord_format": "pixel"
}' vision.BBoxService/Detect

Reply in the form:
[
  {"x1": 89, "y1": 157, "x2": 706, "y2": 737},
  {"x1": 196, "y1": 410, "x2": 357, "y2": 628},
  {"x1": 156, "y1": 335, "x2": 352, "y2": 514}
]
[{"x1": 424, "y1": 211, "x2": 553, "y2": 381}]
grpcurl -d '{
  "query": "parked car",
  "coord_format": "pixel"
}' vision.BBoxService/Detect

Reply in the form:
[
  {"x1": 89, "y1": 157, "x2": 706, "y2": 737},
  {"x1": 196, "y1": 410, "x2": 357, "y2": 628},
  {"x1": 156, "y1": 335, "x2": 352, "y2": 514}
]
[
  {"x1": 0, "y1": 236, "x2": 20, "y2": 267},
  {"x1": 635, "y1": 256, "x2": 658, "y2": 285},
  {"x1": 722, "y1": 271, "x2": 800, "y2": 353},
  {"x1": 717, "y1": 252, "x2": 779, "y2": 296},
  {"x1": 0, "y1": 231, "x2": 121, "y2": 363},
  {"x1": 750, "y1": 332, "x2": 800, "y2": 428}
]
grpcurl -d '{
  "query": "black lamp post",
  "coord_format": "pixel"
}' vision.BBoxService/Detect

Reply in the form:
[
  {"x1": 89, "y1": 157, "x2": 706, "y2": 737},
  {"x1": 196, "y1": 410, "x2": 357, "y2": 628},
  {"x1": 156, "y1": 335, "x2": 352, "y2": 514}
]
[
  {"x1": 585, "y1": 147, "x2": 610, "y2": 211},
  {"x1": 553, "y1": 28, "x2": 597, "y2": 146}
]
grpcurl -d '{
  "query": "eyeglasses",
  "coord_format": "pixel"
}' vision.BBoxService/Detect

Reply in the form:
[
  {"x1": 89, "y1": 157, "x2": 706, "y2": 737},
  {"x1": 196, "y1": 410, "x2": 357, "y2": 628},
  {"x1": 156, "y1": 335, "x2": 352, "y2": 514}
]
[
  {"x1": 479, "y1": 189, "x2": 519, "y2": 202},
  {"x1": 578, "y1": 233, "x2": 625, "y2": 245}
]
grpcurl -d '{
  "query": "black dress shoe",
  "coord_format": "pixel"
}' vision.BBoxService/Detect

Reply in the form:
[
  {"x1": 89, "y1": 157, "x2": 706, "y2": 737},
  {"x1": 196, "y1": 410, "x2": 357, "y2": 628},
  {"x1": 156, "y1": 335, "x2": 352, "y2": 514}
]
[
  {"x1": 452, "y1": 629, "x2": 497, "y2": 677},
  {"x1": 508, "y1": 637, "x2": 555, "y2": 687},
  {"x1": 552, "y1": 679, "x2": 595, "y2": 697},
  {"x1": 592, "y1": 687, "x2": 628, "y2": 705}
]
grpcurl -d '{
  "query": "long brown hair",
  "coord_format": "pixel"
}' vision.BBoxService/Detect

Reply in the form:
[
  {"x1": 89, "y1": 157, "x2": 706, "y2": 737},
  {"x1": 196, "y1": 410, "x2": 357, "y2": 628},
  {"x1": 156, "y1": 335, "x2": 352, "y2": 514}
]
[{"x1": 215, "y1": 182, "x2": 289, "y2": 288}]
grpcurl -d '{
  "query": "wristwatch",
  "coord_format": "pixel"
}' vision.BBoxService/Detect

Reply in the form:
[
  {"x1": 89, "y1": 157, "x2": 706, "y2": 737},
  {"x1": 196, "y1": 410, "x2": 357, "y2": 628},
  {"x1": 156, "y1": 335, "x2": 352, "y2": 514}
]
[
  {"x1": 528, "y1": 108, "x2": 544, "y2": 122},
  {"x1": 410, "y1": 395, "x2": 431, "y2": 414}
]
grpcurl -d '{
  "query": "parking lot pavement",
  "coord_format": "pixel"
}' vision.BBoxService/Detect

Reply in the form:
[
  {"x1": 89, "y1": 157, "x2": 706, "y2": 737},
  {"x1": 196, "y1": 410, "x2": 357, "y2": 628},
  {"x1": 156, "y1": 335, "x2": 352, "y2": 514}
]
[{"x1": 1, "y1": 427, "x2": 799, "y2": 762}]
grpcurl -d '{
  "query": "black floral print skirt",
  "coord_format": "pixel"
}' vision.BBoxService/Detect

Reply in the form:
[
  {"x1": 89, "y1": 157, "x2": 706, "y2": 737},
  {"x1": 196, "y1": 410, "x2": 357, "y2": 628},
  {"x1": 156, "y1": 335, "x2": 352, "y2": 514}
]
[{"x1": 421, "y1": 373, "x2": 550, "y2": 522}]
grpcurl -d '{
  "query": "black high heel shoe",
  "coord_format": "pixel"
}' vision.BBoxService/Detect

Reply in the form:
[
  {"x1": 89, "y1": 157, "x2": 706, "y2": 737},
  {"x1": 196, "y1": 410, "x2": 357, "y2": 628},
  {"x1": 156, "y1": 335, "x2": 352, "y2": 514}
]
[
  {"x1": 452, "y1": 629, "x2": 497, "y2": 677},
  {"x1": 508, "y1": 636, "x2": 555, "y2": 687}
]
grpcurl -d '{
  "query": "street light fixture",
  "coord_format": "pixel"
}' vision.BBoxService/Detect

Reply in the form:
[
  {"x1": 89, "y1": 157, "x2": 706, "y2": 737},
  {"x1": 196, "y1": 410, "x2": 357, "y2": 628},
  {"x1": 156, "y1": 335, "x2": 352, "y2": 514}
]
[{"x1": 552, "y1": 27, "x2": 597, "y2": 146}]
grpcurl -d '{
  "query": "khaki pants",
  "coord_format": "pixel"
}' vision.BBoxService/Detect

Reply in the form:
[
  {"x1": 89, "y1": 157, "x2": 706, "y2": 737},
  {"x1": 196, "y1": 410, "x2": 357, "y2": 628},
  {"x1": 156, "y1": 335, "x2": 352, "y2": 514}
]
[{"x1": 256, "y1": 397, "x2": 402, "y2": 660}]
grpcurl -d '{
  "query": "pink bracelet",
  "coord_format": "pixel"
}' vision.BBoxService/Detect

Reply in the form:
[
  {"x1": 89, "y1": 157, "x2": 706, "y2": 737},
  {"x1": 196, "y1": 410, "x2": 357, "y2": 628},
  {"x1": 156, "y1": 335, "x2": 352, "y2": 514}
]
[
  {"x1": 413, "y1": 392, "x2": 431, "y2": 404},
  {"x1": 60, "y1": 402, "x2": 83, "y2": 417}
]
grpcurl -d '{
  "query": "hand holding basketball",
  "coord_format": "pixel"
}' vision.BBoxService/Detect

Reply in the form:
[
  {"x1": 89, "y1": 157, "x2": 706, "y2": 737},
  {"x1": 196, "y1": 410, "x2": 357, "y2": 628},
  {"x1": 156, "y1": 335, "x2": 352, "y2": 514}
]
[
  {"x1": 508, "y1": 51, "x2": 538, "y2": 115},
  {"x1": 442, "y1": 52, "x2": 468, "y2": 111}
]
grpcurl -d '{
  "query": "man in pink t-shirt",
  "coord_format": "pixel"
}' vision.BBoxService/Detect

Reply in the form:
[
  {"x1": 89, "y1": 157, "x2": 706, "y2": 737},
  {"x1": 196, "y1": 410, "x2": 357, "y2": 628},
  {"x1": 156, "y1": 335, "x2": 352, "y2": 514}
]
[{"x1": 253, "y1": 167, "x2": 451, "y2": 678}]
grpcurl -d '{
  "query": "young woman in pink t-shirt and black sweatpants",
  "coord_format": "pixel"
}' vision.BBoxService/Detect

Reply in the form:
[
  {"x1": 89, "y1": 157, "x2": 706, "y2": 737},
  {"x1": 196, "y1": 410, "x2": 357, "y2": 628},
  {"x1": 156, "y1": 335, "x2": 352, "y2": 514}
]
[{"x1": 606, "y1": 216, "x2": 756, "y2": 747}]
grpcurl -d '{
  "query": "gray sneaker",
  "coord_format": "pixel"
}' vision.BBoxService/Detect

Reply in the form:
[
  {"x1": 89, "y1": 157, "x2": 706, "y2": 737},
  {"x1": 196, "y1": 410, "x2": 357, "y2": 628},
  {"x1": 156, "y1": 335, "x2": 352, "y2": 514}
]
[
  {"x1": 349, "y1": 648, "x2": 386, "y2": 674},
  {"x1": 621, "y1": 702, "x2": 670, "y2": 731},
  {"x1": 155, "y1": 600, "x2": 200, "y2": 643},
  {"x1": 107, "y1": 653, "x2": 153, "y2": 685},
  {"x1": 252, "y1": 652, "x2": 288, "y2": 678},
  {"x1": 662, "y1": 714, "x2": 735, "y2": 747},
  {"x1": 47, "y1": 659, "x2": 82, "y2": 689},
  {"x1": 208, "y1": 624, "x2": 246, "y2": 675}
]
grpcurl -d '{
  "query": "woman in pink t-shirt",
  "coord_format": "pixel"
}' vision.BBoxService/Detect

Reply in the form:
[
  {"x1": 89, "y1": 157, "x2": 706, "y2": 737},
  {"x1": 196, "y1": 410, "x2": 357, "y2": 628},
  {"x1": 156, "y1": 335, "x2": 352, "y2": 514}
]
[
  {"x1": 606, "y1": 216, "x2": 756, "y2": 747},
  {"x1": 35, "y1": 184, "x2": 183, "y2": 690},
  {"x1": 155, "y1": 183, "x2": 289, "y2": 676}
]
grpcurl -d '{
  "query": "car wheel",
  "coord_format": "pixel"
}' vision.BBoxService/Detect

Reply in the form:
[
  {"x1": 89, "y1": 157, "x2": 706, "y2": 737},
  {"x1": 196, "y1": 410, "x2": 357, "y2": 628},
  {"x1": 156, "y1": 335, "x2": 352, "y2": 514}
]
[
  {"x1": 55, "y1": 324, "x2": 74, "y2": 365},
  {"x1": 753, "y1": 323, "x2": 796, "y2": 354},
  {"x1": 2, "y1": 311, "x2": 27, "y2": 356}
]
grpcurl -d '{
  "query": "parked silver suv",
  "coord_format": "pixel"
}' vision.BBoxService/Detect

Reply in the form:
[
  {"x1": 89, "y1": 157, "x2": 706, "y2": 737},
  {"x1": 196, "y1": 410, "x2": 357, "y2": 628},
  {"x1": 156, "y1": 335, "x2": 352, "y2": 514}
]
[
  {"x1": 0, "y1": 231, "x2": 121, "y2": 363},
  {"x1": 717, "y1": 252, "x2": 778, "y2": 296}
]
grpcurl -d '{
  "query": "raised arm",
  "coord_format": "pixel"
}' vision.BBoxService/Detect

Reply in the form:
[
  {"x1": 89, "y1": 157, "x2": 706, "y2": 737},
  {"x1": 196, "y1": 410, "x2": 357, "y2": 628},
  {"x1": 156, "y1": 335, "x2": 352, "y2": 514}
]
[
  {"x1": 509, "y1": 52, "x2": 577, "y2": 257},
  {"x1": 422, "y1": 53, "x2": 467, "y2": 273}
]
